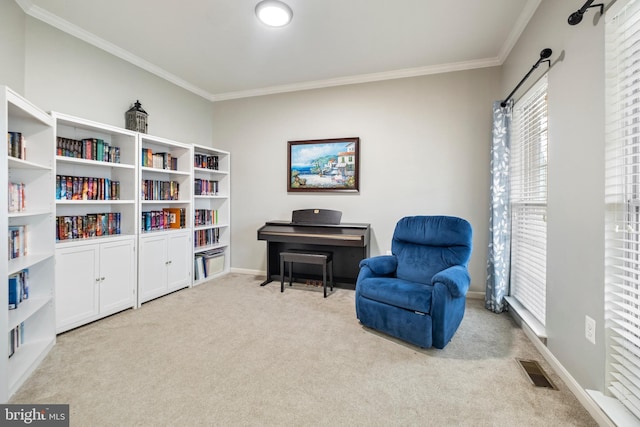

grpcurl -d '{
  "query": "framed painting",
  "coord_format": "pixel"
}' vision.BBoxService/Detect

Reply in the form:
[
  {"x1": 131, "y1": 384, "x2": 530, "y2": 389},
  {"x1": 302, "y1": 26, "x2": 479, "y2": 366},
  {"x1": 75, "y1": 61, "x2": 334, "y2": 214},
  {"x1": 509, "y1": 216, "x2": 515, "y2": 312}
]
[{"x1": 287, "y1": 137, "x2": 360, "y2": 193}]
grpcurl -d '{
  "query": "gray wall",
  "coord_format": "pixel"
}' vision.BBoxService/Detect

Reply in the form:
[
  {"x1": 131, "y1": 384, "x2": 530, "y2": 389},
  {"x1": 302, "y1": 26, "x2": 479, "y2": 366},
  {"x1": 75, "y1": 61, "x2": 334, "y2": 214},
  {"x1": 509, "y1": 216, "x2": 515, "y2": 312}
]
[
  {"x1": 0, "y1": 2, "x2": 214, "y2": 145},
  {"x1": 501, "y1": 0, "x2": 605, "y2": 391},
  {"x1": 211, "y1": 69, "x2": 501, "y2": 294},
  {"x1": 0, "y1": 0, "x2": 26, "y2": 92}
]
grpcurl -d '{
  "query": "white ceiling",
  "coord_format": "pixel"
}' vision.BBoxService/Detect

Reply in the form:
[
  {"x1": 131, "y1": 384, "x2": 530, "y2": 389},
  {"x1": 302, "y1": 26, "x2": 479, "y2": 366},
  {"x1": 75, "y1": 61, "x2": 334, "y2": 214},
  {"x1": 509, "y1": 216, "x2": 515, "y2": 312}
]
[{"x1": 17, "y1": 0, "x2": 541, "y2": 101}]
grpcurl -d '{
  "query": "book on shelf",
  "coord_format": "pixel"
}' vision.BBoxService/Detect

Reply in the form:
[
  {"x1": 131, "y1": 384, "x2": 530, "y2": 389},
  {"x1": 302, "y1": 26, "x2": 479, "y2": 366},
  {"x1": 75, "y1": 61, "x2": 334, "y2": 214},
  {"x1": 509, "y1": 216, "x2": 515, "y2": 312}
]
[
  {"x1": 141, "y1": 148, "x2": 178, "y2": 170},
  {"x1": 194, "y1": 154, "x2": 219, "y2": 170},
  {"x1": 56, "y1": 136, "x2": 120, "y2": 163},
  {"x1": 194, "y1": 179, "x2": 218, "y2": 196},
  {"x1": 194, "y1": 248, "x2": 225, "y2": 280},
  {"x1": 8, "y1": 269, "x2": 29, "y2": 310},
  {"x1": 194, "y1": 209, "x2": 219, "y2": 226},
  {"x1": 194, "y1": 228, "x2": 220, "y2": 248},
  {"x1": 7, "y1": 131, "x2": 26, "y2": 160},
  {"x1": 9, "y1": 322, "x2": 25, "y2": 358},
  {"x1": 8, "y1": 182, "x2": 25, "y2": 213},
  {"x1": 163, "y1": 208, "x2": 185, "y2": 229},
  {"x1": 141, "y1": 179, "x2": 179, "y2": 200},
  {"x1": 8, "y1": 225, "x2": 27, "y2": 260},
  {"x1": 141, "y1": 208, "x2": 185, "y2": 232},
  {"x1": 56, "y1": 175, "x2": 120, "y2": 201},
  {"x1": 56, "y1": 213, "x2": 121, "y2": 241}
]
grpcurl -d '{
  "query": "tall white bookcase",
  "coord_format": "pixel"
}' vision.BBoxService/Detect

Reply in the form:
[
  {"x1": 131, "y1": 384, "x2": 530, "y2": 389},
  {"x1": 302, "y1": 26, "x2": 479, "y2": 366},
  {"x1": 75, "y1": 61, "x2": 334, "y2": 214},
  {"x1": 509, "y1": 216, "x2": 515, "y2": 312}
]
[
  {"x1": 192, "y1": 144, "x2": 230, "y2": 284},
  {"x1": 0, "y1": 94, "x2": 231, "y2": 401},
  {"x1": 1, "y1": 86, "x2": 56, "y2": 402},
  {"x1": 137, "y1": 134, "x2": 193, "y2": 305},
  {"x1": 51, "y1": 112, "x2": 138, "y2": 333}
]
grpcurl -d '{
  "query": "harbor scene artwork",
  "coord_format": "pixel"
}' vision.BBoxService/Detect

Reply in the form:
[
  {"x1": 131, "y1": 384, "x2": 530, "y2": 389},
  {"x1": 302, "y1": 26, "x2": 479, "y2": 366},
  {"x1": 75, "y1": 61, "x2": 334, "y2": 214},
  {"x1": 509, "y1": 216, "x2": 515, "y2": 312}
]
[{"x1": 287, "y1": 137, "x2": 360, "y2": 193}]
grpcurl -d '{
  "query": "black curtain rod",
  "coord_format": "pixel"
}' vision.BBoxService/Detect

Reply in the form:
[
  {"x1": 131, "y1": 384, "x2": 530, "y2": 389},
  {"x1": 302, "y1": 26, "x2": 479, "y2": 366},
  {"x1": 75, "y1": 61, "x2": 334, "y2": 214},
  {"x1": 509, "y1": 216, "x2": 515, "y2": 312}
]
[{"x1": 500, "y1": 48, "x2": 552, "y2": 108}]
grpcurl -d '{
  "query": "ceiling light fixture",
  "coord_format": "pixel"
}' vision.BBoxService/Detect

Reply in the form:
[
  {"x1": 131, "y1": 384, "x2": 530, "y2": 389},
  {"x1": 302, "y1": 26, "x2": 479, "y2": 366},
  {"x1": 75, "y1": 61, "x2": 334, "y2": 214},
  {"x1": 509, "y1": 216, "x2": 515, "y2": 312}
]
[{"x1": 255, "y1": 0, "x2": 293, "y2": 27}]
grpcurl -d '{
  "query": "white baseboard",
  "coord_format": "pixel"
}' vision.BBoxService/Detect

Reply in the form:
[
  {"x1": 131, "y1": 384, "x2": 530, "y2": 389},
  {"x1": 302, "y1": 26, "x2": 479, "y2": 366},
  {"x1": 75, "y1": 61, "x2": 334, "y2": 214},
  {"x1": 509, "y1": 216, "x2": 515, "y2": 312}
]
[
  {"x1": 518, "y1": 319, "x2": 615, "y2": 427},
  {"x1": 467, "y1": 290, "x2": 484, "y2": 300},
  {"x1": 230, "y1": 267, "x2": 264, "y2": 276}
]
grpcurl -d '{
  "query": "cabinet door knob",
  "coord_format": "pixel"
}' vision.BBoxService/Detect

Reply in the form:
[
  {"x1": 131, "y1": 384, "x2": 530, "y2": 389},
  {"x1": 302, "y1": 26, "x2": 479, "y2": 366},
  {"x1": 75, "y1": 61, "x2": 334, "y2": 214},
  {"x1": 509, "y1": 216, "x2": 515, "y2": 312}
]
[
  {"x1": 95, "y1": 278, "x2": 100, "y2": 282},
  {"x1": 101, "y1": 277, "x2": 105, "y2": 281}
]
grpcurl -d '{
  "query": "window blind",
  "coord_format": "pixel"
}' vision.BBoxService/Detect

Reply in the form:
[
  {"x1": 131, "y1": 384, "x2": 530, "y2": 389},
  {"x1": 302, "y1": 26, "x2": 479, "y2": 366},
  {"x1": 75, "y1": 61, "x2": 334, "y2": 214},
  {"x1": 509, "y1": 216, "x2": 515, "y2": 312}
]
[
  {"x1": 605, "y1": 0, "x2": 640, "y2": 419},
  {"x1": 510, "y1": 76, "x2": 548, "y2": 327}
]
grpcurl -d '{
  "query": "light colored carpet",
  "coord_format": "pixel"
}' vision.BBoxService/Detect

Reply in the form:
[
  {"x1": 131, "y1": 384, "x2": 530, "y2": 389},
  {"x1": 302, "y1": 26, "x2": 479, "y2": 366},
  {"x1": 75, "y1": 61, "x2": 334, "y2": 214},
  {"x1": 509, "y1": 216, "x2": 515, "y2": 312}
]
[{"x1": 11, "y1": 273, "x2": 597, "y2": 426}]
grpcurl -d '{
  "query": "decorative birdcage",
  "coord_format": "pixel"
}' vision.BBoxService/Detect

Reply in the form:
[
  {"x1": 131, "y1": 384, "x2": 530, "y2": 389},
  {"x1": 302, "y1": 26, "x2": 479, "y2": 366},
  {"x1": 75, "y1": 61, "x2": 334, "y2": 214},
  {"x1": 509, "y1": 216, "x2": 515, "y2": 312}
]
[{"x1": 125, "y1": 100, "x2": 148, "y2": 133}]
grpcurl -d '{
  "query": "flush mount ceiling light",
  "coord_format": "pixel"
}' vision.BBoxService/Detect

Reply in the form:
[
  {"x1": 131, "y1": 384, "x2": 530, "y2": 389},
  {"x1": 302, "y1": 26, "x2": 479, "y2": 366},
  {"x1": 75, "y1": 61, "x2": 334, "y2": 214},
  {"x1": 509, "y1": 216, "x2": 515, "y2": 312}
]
[{"x1": 255, "y1": 0, "x2": 293, "y2": 27}]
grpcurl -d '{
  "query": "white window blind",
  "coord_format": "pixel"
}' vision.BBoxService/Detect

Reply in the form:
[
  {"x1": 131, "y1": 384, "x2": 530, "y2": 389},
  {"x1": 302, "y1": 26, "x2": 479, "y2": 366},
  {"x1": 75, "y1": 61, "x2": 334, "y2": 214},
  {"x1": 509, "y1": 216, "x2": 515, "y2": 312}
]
[
  {"x1": 605, "y1": 0, "x2": 640, "y2": 419},
  {"x1": 510, "y1": 76, "x2": 548, "y2": 327}
]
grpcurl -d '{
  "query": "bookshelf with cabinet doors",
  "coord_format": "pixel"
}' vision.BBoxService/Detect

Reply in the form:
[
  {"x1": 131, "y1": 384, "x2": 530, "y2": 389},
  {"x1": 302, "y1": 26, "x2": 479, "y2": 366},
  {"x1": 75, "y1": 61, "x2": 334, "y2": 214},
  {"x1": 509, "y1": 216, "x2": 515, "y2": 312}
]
[
  {"x1": 1, "y1": 86, "x2": 56, "y2": 402},
  {"x1": 138, "y1": 134, "x2": 193, "y2": 305},
  {"x1": 51, "y1": 112, "x2": 138, "y2": 333},
  {"x1": 192, "y1": 144, "x2": 230, "y2": 285}
]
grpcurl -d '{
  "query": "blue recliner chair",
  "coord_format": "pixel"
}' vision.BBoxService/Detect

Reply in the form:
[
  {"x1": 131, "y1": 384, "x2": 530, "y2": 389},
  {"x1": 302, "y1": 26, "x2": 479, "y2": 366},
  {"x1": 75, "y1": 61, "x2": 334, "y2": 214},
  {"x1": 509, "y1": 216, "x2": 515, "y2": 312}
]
[{"x1": 355, "y1": 216, "x2": 473, "y2": 349}]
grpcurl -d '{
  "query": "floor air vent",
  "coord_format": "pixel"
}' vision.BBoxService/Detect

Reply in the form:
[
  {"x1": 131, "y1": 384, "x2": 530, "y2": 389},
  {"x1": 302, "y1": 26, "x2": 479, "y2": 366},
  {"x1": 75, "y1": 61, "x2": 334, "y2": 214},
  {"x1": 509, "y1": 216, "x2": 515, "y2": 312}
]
[{"x1": 516, "y1": 358, "x2": 558, "y2": 390}]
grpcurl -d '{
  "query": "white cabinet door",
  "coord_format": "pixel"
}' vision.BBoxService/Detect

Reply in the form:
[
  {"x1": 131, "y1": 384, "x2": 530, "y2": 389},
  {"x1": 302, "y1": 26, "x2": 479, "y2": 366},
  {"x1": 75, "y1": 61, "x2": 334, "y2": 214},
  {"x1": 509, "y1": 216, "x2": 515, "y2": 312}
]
[
  {"x1": 138, "y1": 234, "x2": 168, "y2": 303},
  {"x1": 55, "y1": 244, "x2": 99, "y2": 332},
  {"x1": 100, "y1": 239, "x2": 135, "y2": 314},
  {"x1": 167, "y1": 231, "x2": 191, "y2": 291}
]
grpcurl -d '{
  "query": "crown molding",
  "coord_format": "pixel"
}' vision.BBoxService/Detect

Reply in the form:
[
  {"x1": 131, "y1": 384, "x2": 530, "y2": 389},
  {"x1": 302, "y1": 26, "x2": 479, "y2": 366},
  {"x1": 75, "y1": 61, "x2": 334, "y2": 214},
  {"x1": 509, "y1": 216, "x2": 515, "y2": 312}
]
[
  {"x1": 15, "y1": 0, "x2": 213, "y2": 100},
  {"x1": 497, "y1": 0, "x2": 542, "y2": 63},
  {"x1": 16, "y1": 0, "x2": 540, "y2": 103},
  {"x1": 210, "y1": 57, "x2": 502, "y2": 101}
]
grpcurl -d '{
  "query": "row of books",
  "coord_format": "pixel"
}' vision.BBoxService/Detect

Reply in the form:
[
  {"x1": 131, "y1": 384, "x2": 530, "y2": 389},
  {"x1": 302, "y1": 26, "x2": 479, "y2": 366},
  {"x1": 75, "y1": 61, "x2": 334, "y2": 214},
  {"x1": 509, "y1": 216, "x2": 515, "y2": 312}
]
[
  {"x1": 141, "y1": 179, "x2": 180, "y2": 201},
  {"x1": 194, "y1": 154, "x2": 219, "y2": 170},
  {"x1": 9, "y1": 269, "x2": 29, "y2": 310},
  {"x1": 56, "y1": 175, "x2": 120, "y2": 201},
  {"x1": 194, "y1": 248, "x2": 224, "y2": 281},
  {"x1": 7, "y1": 131, "x2": 26, "y2": 160},
  {"x1": 56, "y1": 136, "x2": 121, "y2": 163},
  {"x1": 8, "y1": 225, "x2": 27, "y2": 260},
  {"x1": 194, "y1": 227, "x2": 220, "y2": 248},
  {"x1": 56, "y1": 213, "x2": 121, "y2": 241},
  {"x1": 194, "y1": 209, "x2": 219, "y2": 226},
  {"x1": 8, "y1": 182, "x2": 25, "y2": 213},
  {"x1": 9, "y1": 322, "x2": 24, "y2": 358},
  {"x1": 141, "y1": 208, "x2": 185, "y2": 232},
  {"x1": 141, "y1": 148, "x2": 178, "y2": 170},
  {"x1": 194, "y1": 179, "x2": 219, "y2": 196}
]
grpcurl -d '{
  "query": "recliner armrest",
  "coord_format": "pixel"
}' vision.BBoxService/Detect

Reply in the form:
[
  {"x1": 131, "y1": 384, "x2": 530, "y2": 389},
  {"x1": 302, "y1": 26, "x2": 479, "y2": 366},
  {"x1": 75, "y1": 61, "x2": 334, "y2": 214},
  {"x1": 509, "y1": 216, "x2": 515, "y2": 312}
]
[
  {"x1": 359, "y1": 255, "x2": 397, "y2": 276},
  {"x1": 432, "y1": 265, "x2": 470, "y2": 298}
]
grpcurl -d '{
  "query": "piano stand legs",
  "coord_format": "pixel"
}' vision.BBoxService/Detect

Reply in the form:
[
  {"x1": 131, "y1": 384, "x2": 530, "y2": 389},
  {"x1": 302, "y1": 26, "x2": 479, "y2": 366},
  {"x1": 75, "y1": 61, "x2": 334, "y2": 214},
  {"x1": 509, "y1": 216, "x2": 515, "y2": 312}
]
[{"x1": 259, "y1": 278, "x2": 273, "y2": 286}]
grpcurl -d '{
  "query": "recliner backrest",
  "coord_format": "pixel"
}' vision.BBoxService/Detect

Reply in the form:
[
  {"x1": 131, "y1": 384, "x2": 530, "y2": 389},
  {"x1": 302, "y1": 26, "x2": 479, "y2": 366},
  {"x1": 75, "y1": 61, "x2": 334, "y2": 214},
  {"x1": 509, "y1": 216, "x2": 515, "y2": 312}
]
[{"x1": 392, "y1": 216, "x2": 472, "y2": 284}]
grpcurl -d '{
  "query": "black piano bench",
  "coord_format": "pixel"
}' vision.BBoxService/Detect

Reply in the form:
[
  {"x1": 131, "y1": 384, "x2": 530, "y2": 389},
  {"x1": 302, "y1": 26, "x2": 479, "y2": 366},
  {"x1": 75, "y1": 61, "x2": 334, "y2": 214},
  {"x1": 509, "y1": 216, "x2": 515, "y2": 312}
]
[{"x1": 279, "y1": 250, "x2": 334, "y2": 298}]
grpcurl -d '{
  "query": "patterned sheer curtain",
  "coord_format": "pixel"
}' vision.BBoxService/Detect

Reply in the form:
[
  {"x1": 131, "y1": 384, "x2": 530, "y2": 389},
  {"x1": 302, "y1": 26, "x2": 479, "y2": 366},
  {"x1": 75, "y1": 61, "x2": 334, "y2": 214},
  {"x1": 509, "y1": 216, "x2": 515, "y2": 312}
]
[{"x1": 486, "y1": 101, "x2": 512, "y2": 313}]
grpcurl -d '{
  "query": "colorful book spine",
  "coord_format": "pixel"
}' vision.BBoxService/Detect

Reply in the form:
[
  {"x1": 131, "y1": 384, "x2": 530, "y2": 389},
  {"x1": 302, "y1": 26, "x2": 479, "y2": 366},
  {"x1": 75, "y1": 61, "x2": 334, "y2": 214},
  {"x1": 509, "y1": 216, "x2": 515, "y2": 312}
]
[
  {"x1": 55, "y1": 136, "x2": 120, "y2": 163},
  {"x1": 56, "y1": 213, "x2": 121, "y2": 241}
]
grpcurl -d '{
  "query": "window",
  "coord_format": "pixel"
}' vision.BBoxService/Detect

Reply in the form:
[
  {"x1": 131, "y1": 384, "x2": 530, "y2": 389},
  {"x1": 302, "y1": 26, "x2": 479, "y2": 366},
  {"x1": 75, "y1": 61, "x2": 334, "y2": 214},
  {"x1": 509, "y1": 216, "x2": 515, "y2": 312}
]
[
  {"x1": 509, "y1": 76, "x2": 548, "y2": 327},
  {"x1": 605, "y1": 0, "x2": 640, "y2": 418}
]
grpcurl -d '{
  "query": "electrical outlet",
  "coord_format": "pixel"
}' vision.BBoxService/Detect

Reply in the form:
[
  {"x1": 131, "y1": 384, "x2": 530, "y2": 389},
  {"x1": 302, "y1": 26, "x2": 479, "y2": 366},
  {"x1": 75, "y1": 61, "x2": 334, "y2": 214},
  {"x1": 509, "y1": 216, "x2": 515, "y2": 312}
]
[{"x1": 585, "y1": 315, "x2": 596, "y2": 345}]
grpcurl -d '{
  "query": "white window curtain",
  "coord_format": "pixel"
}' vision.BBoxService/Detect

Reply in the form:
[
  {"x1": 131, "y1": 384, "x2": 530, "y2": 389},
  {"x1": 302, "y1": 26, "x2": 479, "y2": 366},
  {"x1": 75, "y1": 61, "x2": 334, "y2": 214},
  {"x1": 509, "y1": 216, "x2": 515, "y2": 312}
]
[
  {"x1": 509, "y1": 76, "x2": 548, "y2": 327},
  {"x1": 605, "y1": 0, "x2": 640, "y2": 418}
]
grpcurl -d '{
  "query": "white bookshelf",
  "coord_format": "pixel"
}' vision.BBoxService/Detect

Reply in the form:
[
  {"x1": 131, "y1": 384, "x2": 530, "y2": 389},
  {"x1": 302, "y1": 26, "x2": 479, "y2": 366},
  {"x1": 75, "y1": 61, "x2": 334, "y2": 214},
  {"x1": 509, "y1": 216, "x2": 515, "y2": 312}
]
[
  {"x1": 137, "y1": 134, "x2": 193, "y2": 305},
  {"x1": 51, "y1": 112, "x2": 138, "y2": 333},
  {"x1": 192, "y1": 144, "x2": 230, "y2": 285},
  {"x1": 1, "y1": 86, "x2": 56, "y2": 402}
]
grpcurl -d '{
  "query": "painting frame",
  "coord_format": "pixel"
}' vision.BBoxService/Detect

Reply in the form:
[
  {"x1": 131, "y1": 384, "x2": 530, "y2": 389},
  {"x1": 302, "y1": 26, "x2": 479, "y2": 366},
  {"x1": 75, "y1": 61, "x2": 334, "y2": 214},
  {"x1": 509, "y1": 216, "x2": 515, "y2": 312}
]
[{"x1": 287, "y1": 137, "x2": 360, "y2": 193}]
